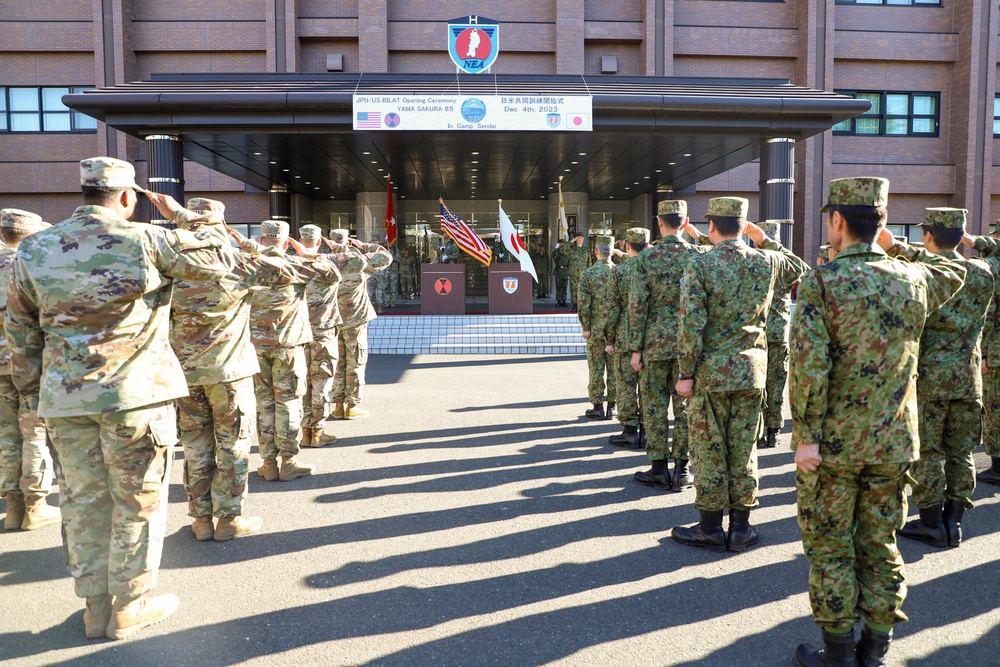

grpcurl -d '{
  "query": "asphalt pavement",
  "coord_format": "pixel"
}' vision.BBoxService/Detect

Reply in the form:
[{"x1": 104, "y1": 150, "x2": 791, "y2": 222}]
[{"x1": 1, "y1": 354, "x2": 998, "y2": 666}]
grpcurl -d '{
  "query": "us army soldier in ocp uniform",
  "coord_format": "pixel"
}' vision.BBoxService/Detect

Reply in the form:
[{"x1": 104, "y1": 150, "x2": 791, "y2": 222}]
[
  {"x1": 577, "y1": 234, "x2": 617, "y2": 419},
  {"x1": 170, "y1": 199, "x2": 300, "y2": 542},
  {"x1": 0, "y1": 208, "x2": 59, "y2": 531},
  {"x1": 758, "y1": 220, "x2": 796, "y2": 449},
  {"x1": 6, "y1": 157, "x2": 278, "y2": 640}
]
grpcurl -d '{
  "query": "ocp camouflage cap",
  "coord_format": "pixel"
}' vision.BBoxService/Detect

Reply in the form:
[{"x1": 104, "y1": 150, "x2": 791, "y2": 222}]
[
  {"x1": 658, "y1": 200, "x2": 687, "y2": 217},
  {"x1": 299, "y1": 224, "x2": 322, "y2": 240},
  {"x1": 819, "y1": 177, "x2": 889, "y2": 212},
  {"x1": 260, "y1": 219, "x2": 289, "y2": 238},
  {"x1": 918, "y1": 207, "x2": 967, "y2": 230},
  {"x1": 706, "y1": 197, "x2": 749, "y2": 220},
  {"x1": 186, "y1": 198, "x2": 225, "y2": 222},
  {"x1": 80, "y1": 157, "x2": 143, "y2": 191},
  {"x1": 0, "y1": 208, "x2": 50, "y2": 233},
  {"x1": 625, "y1": 227, "x2": 650, "y2": 244},
  {"x1": 330, "y1": 228, "x2": 349, "y2": 243}
]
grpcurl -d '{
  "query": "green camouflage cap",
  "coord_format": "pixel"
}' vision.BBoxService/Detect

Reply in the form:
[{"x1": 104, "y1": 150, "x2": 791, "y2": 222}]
[
  {"x1": 918, "y1": 207, "x2": 967, "y2": 230},
  {"x1": 330, "y1": 228, "x2": 349, "y2": 243},
  {"x1": 625, "y1": 227, "x2": 650, "y2": 244},
  {"x1": 759, "y1": 219, "x2": 791, "y2": 237},
  {"x1": 820, "y1": 177, "x2": 889, "y2": 212},
  {"x1": 299, "y1": 224, "x2": 322, "y2": 240},
  {"x1": 817, "y1": 244, "x2": 830, "y2": 263},
  {"x1": 186, "y1": 198, "x2": 225, "y2": 222},
  {"x1": 0, "y1": 208, "x2": 50, "y2": 233},
  {"x1": 595, "y1": 235, "x2": 614, "y2": 250},
  {"x1": 706, "y1": 197, "x2": 749, "y2": 220},
  {"x1": 260, "y1": 219, "x2": 289, "y2": 239},
  {"x1": 80, "y1": 157, "x2": 144, "y2": 191},
  {"x1": 658, "y1": 200, "x2": 687, "y2": 217}
]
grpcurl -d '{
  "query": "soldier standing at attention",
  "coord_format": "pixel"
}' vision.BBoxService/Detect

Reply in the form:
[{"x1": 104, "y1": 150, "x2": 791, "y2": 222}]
[
  {"x1": 790, "y1": 178, "x2": 964, "y2": 667},
  {"x1": 564, "y1": 232, "x2": 590, "y2": 312},
  {"x1": 552, "y1": 238, "x2": 570, "y2": 306},
  {"x1": 672, "y1": 197, "x2": 807, "y2": 552},
  {"x1": 387, "y1": 243, "x2": 400, "y2": 308},
  {"x1": 627, "y1": 201, "x2": 709, "y2": 490},
  {"x1": 326, "y1": 229, "x2": 392, "y2": 420},
  {"x1": 398, "y1": 245, "x2": 418, "y2": 299},
  {"x1": 0, "y1": 209, "x2": 59, "y2": 531},
  {"x1": 6, "y1": 157, "x2": 272, "y2": 639},
  {"x1": 604, "y1": 228, "x2": 649, "y2": 449},
  {"x1": 758, "y1": 220, "x2": 797, "y2": 449},
  {"x1": 577, "y1": 235, "x2": 617, "y2": 420},
  {"x1": 970, "y1": 220, "x2": 1000, "y2": 488},
  {"x1": 531, "y1": 240, "x2": 550, "y2": 299}
]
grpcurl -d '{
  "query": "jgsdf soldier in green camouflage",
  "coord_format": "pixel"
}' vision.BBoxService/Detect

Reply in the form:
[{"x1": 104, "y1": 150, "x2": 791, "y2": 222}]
[
  {"x1": 758, "y1": 220, "x2": 796, "y2": 449},
  {"x1": 531, "y1": 240, "x2": 549, "y2": 298},
  {"x1": 973, "y1": 219, "x2": 1000, "y2": 487},
  {"x1": 577, "y1": 235, "x2": 617, "y2": 419},
  {"x1": 897, "y1": 208, "x2": 994, "y2": 550},
  {"x1": 6, "y1": 157, "x2": 287, "y2": 640},
  {"x1": 790, "y1": 178, "x2": 965, "y2": 667},
  {"x1": 672, "y1": 197, "x2": 807, "y2": 553},
  {"x1": 171, "y1": 199, "x2": 299, "y2": 542},
  {"x1": 0, "y1": 208, "x2": 59, "y2": 531},
  {"x1": 627, "y1": 201, "x2": 710, "y2": 490},
  {"x1": 604, "y1": 228, "x2": 648, "y2": 449},
  {"x1": 327, "y1": 229, "x2": 392, "y2": 420},
  {"x1": 552, "y1": 240, "x2": 570, "y2": 306},
  {"x1": 564, "y1": 233, "x2": 590, "y2": 312}
]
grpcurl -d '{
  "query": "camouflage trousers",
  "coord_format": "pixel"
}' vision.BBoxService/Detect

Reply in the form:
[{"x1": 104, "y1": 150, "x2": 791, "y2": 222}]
[
  {"x1": 910, "y1": 397, "x2": 981, "y2": 509},
  {"x1": 368, "y1": 277, "x2": 388, "y2": 311},
  {"x1": 554, "y1": 271, "x2": 568, "y2": 303},
  {"x1": 399, "y1": 270, "x2": 418, "y2": 297},
  {"x1": 688, "y1": 388, "x2": 763, "y2": 511},
  {"x1": 333, "y1": 323, "x2": 369, "y2": 405},
  {"x1": 0, "y1": 373, "x2": 52, "y2": 499},
  {"x1": 388, "y1": 270, "x2": 399, "y2": 306},
  {"x1": 586, "y1": 338, "x2": 616, "y2": 404},
  {"x1": 569, "y1": 271, "x2": 583, "y2": 305},
  {"x1": 304, "y1": 337, "x2": 339, "y2": 427},
  {"x1": 797, "y1": 462, "x2": 909, "y2": 632},
  {"x1": 177, "y1": 377, "x2": 255, "y2": 519},
  {"x1": 983, "y1": 367, "x2": 1000, "y2": 457},
  {"x1": 46, "y1": 402, "x2": 176, "y2": 599},
  {"x1": 255, "y1": 345, "x2": 307, "y2": 460},
  {"x1": 612, "y1": 350, "x2": 640, "y2": 426},
  {"x1": 763, "y1": 340, "x2": 788, "y2": 430},
  {"x1": 639, "y1": 359, "x2": 688, "y2": 461}
]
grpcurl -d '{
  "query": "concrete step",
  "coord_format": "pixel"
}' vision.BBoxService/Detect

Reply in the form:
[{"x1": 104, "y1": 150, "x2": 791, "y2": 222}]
[{"x1": 369, "y1": 314, "x2": 587, "y2": 355}]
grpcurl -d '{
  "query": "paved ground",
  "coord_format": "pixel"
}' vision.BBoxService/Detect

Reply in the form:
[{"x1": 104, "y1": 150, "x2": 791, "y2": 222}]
[{"x1": 1, "y1": 354, "x2": 998, "y2": 666}]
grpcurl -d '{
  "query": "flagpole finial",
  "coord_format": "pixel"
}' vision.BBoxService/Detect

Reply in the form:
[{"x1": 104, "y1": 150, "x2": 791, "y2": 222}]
[
  {"x1": 438, "y1": 197, "x2": 445, "y2": 204},
  {"x1": 559, "y1": 175, "x2": 563, "y2": 183},
  {"x1": 498, "y1": 198, "x2": 502, "y2": 204}
]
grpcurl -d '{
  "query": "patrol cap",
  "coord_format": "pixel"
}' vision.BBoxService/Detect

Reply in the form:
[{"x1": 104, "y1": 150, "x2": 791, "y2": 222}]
[
  {"x1": 330, "y1": 228, "x2": 349, "y2": 243},
  {"x1": 260, "y1": 219, "x2": 289, "y2": 239},
  {"x1": 820, "y1": 177, "x2": 889, "y2": 212},
  {"x1": 817, "y1": 244, "x2": 831, "y2": 263},
  {"x1": 185, "y1": 198, "x2": 225, "y2": 222},
  {"x1": 0, "y1": 208, "x2": 50, "y2": 233},
  {"x1": 918, "y1": 207, "x2": 967, "y2": 230},
  {"x1": 625, "y1": 227, "x2": 650, "y2": 244},
  {"x1": 80, "y1": 157, "x2": 145, "y2": 192},
  {"x1": 759, "y1": 219, "x2": 791, "y2": 237},
  {"x1": 299, "y1": 224, "x2": 322, "y2": 240},
  {"x1": 595, "y1": 235, "x2": 614, "y2": 251},
  {"x1": 706, "y1": 197, "x2": 749, "y2": 220},
  {"x1": 658, "y1": 200, "x2": 687, "y2": 218}
]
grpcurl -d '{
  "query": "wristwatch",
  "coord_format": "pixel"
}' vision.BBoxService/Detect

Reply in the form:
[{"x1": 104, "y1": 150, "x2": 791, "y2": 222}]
[{"x1": 678, "y1": 372, "x2": 694, "y2": 381}]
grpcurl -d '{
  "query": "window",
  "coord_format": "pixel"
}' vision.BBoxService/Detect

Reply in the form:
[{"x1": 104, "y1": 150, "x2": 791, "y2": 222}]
[
  {"x1": 994, "y1": 96, "x2": 1000, "y2": 136},
  {"x1": 836, "y1": 0, "x2": 940, "y2": 5},
  {"x1": 833, "y1": 91, "x2": 939, "y2": 137},
  {"x1": 1, "y1": 87, "x2": 97, "y2": 133}
]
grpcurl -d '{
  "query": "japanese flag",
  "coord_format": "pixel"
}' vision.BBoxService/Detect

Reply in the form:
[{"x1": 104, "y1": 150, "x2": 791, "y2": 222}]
[{"x1": 498, "y1": 202, "x2": 538, "y2": 283}]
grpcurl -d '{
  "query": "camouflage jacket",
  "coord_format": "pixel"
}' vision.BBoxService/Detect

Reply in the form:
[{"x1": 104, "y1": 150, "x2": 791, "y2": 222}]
[
  {"x1": 0, "y1": 246, "x2": 17, "y2": 375},
  {"x1": 249, "y1": 254, "x2": 342, "y2": 350},
  {"x1": 603, "y1": 255, "x2": 638, "y2": 347},
  {"x1": 577, "y1": 259, "x2": 614, "y2": 340},
  {"x1": 306, "y1": 269, "x2": 345, "y2": 342},
  {"x1": 338, "y1": 242, "x2": 391, "y2": 328},
  {"x1": 552, "y1": 246, "x2": 569, "y2": 273},
  {"x1": 789, "y1": 242, "x2": 965, "y2": 464},
  {"x1": 765, "y1": 239, "x2": 797, "y2": 343},
  {"x1": 563, "y1": 242, "x2": 590, "y2": 280},
  {"x1": 626, "y1": 235, "x2": 710, "y2": 360},
  {"x1": 678, "y1": 237, "x2": 808, "y2": 392},
  {"x1": 971, "y1": 236, "x2": 1000, "y2": 368},
  {"x1": 6, "y1": 205, "x2": 256, "y2": 418}
]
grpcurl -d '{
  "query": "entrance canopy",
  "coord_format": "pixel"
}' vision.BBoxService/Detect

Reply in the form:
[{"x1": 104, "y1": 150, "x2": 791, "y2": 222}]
[{"x1": 65, "y1": 73, "x2": 868, "y2": 202}]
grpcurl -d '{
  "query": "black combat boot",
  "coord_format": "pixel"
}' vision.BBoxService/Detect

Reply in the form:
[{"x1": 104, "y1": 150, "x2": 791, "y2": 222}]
[
  {"x1": 672, "y1": 458, "x2": 694, "y2": 491},
  {"x1": 671, "y1": 510, "x2": 726, "y2": 552},
  {"x1": 977, "y1": 456, "x2": 1000, "y2": 485},
  {"x1": 608, "y1": 424, "x2": 641, "y2": 448},
  {"x1": 727, "y1": 508, "x2": 761, "y2": 552},
  {"x1": 898, "y1": 503, "x2": 947, "y2": 548},
  {"x1": 634, "y1": 459, "x2": 672, "y2": 490},
  {"x1": 795, "y1": 630, "x2": 858, "y2": 667},
  {"x1": 605, "y1": 402, "x2": 617, "y2": 420},
  {"x1": 759, "y1": 427, "x2": 778, "y2": 449},
  {"x1": 942, "y1": 499, "x2": 965, "y2": 547},
  {"x1": 855, "y1": 626, "x2": 891, "y2": 667},
  {"x1": 584, "y1": 403, "x2": 605, "y2": 419},
  {"x1": 639, "y1": 424, "x2": 647, "y2": 446},
  {"x1": 571, "y1": 302, "x2": 577, "y2": 312}
]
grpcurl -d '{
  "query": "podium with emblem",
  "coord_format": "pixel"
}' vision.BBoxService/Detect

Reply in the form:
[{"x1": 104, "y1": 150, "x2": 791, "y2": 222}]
[
  {"x1": 488, "y1": 263, "x2": 533, "y2": 314},
  {"x1": 421, "y1": 264, "x2": 466, "y2": 315}
]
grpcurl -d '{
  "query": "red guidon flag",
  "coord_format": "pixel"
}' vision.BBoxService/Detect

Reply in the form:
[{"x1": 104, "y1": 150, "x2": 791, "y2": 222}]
[
  {"x1": 438, "y1": 198, "x2": 492, "y2": 266},
  {"x1": 385, "y1": 177, "x2": 397, "y2": 246},
  {"x1": 498, "y1": 200, "x2": 537, "y2": 282}
]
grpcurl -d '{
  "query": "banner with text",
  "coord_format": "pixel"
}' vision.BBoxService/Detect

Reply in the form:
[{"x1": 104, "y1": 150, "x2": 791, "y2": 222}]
[{"x1": 353, "y1": 94, "x2": 593, "y2": 132}]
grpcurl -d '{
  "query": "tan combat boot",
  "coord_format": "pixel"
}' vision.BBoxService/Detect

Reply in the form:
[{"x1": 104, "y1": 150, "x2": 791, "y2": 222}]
[
  {"x1": 279, "y1": 456, "x2": 315, "y2": 481},
  {"x1": 214, "y1": 515, "x2": 263, "y2": 541},
  {"x1": 344, "y1": 403, "x2": 369, "y2": 420},
  {"x1": 84, "y1": 593, "x2": 114, "y2": 639},
  {"x1": 301, "y1": 426, "x2": 315, "y2": 447},
  {"x1": 105, "y1": 593, "x2": 179, "y2": 640},
  {"x1": 332, "y1": 402, "x2": 345, "y2": 419},
  {"x1": 3, "y1": 491, "x2": 25, "y2": 530},
  {"x1": 191, "y1": 516, "x2": 214, "y2": 542},
  {"x1": 22, "y1": 496, "x2": 61, "y2": 531},
  {"x1": 257, "y1": 458, "x2": 279, "y2": 481},
  {"x1": 302, "y1": 424, "x2": 337, "y2": 448}
]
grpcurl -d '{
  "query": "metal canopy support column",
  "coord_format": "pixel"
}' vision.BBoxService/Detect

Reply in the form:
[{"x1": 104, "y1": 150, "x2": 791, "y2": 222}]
[
  {"x1": 269, "y1": 186, "x2": 291, "y2": 221},
  {"x1": 760, "y1": 137, "x2": 795, "y2": 248},
  {"x1": 145, "y1": 134, "x2": 184, "y2": 226}
]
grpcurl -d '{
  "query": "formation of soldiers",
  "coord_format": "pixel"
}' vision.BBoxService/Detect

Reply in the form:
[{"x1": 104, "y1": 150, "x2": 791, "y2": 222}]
[
  {"x1": 572, "y1": 181, "x2": 1000, "y2": 667},
  {"x1": 0, "y1": 156, "x2": 390, "y2": 640}
]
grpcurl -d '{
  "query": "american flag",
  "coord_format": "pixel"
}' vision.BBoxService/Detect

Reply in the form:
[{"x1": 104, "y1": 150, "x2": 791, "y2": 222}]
[
  {"x1": 356, "y1": 111, "x2": 381, "y2": 129},
  {"x1": 438, "y1": 199, "x2": 492, "y2": 266}
]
